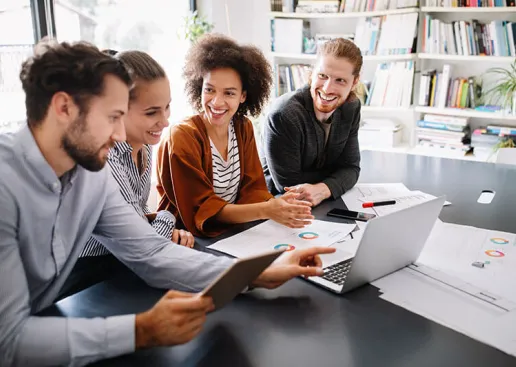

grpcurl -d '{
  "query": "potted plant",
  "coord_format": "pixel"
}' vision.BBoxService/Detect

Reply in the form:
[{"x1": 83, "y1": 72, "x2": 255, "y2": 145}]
[
  {"x1": 179, "y1": 11, "x2": 214, "y2": 44},
  {"x1": 483, "y1": 60, "x2": 516, "y2": 116}
]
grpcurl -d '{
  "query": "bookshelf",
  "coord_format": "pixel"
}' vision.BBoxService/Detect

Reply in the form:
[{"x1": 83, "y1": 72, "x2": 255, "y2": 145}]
[
  {"x1": 421, "y1": 7, "x2": 516, "y2": 13},
  {"x1": 272, "y1": 52, "x2": 418, "y2": 62},
  {"x1": 415, "y1": 106, "x2": 516, "y2": 121},
  {"x1": 418, "y1": 53, "x2": 515, "y2": 62},
  {"x1": 363, "y1": 106, "x2": 414, "y2": 112},
  {"x1": 270, "y1": 7, "x2": 418, "y2": 18},
  {"x1": 273, "y1": 52, "x2": 512, "y2": 62},
  {"x1": 269, "y1": 2, "x2": 516, "y2": 162}
]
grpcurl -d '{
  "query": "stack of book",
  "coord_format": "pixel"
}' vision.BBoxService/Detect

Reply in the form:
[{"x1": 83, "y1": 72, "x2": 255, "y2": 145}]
[
  {"x1": 354, "y1": 13, "x2": 418, "y2": 55},
  {"x1": 416, "y1": 114, "x2": 471, "y2": 151},
  {"x1": 340, "y1": 0, "x2": 418, "y2": 12},
  {"x1": 425, "y1": 1, "x2": 515, "y2": 7},
  {"x1": 364, "y1": 61, "x2": 415, "y2": 108},
  {"x1": 471, "y1": 125, "x2": 516, "y2": 154},
  {"x1": 418, "y1": 65, "x2": 482, "y2": 109},
  {"x1": 422, "y1": 16, "x2": 516, "y2": 57},
  {"x1": 296, "y1": 1, "x2": 340, "y2": 13}
]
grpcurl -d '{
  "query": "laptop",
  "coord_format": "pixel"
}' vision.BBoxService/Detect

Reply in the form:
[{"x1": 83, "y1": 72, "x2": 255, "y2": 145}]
[{"x1": 307, "y1": 196, "x2": 446, "y2": 294}]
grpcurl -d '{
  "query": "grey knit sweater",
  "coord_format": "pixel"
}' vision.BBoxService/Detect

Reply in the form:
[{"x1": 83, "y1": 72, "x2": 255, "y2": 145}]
[{"x1": 261, "y1": 85, "x2": 361, "y2": 199}]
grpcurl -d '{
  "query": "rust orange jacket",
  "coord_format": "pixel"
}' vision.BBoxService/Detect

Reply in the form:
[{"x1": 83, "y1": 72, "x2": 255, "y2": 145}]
[{"x1": 156, "y1": 115, "x2": 273, "y2": 237}]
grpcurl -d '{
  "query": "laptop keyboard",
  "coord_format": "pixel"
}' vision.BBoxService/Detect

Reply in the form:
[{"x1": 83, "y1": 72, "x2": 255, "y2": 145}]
[{"x1": 322, "y1": 258, "x2": 353, "y2": 285}]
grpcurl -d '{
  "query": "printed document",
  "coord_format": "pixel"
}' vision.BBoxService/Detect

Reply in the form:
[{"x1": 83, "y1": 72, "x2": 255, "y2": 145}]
[
  {"x1": 372, "y1": 221, "x2": 516, "y2": 356},
  {"x1": 209, "y1": 220, "x2": 356, "y2": 259}
]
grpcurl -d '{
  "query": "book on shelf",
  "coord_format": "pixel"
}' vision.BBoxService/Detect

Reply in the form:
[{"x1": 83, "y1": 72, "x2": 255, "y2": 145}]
[
  {"x1": 296, "y1": 0, "x2": 340, "y2": 13},
  {"x1": 425, "y1": 0, "x2": 515, "y2": 7},
  {"x1": 471, "y1": 125, "x2": 516, "y2": 153},
  {"x1": 422, "y1": 16, "x2": 516, "y2": 56},
  {"x1": 364, "y1": 61, "x2": 415, "y2": 108},
  {"x1": 274, "y1": 64, "x2": 312, "y2": 96},
  {"x1": 342, "y1": 0, "x2": 418, "y2": 12},
  {"x1": 416, "y1": 113, "x2": 471, "y2": 151},
  {"x1": 354, "y1": 12, "x2": 418, "y2": 56},
  {"x1": 270, "y1": 0, "x2": 283, "y2": 12},
  {"x1": 418, "y1": 64, "x2": 483, "y2": 109}
]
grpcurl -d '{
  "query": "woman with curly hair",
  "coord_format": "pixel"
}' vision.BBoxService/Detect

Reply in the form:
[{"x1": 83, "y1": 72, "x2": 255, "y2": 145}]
[{"x1": 155, "y1": 34, "x2": 314, "y2": 237}]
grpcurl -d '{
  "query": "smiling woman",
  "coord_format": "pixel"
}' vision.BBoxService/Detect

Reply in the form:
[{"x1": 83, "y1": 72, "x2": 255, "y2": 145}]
[
  {"x1": 78, "y1": 50, "x2": 194, "y2": 279},
  {"x1": 155, "y1": 33, "x2": 316, "y2": 238}
]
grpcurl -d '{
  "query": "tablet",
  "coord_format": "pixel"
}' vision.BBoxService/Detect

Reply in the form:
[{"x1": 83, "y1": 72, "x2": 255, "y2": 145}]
[{"x1": 200, "y1": 250, "x2": 284, "y2": 310}]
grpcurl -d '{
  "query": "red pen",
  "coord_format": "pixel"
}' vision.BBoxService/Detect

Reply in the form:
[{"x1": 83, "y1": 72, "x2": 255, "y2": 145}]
[{"x1": 362, "y1": 200, "x2": 396, "y2": 208}]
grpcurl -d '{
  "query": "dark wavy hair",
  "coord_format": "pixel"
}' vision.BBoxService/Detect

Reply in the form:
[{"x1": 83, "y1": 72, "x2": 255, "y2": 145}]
[
  {"x1": 183, "y1": 33, "x2": 273, "y2": 119},
  {"x1": 19, "y1": 39, "x2": 132, "y2": 126}
]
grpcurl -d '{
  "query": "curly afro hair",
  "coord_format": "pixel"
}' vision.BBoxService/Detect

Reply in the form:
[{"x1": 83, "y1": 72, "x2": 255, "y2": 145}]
[{"x1": 183, "y1": 33, "x2": 273, "y2": 119}]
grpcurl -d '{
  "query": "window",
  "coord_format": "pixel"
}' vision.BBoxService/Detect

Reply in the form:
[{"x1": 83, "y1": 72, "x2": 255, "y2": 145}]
[
  {"x1": 0, "y1": 0, "x2": 35, "y2": 132},
  {"x1": 54, "y1": 0, "x2": 193, "y2": 122}
]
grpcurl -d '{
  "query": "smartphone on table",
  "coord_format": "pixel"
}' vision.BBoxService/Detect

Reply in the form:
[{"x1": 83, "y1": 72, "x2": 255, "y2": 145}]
[{"x1": 327, "y1": 208, "x2": 376, "y2": 222}]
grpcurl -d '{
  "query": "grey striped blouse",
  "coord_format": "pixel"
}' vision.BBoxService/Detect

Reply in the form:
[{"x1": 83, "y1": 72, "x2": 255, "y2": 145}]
[{"x1": 81, "y1": 141, "x2": 175, "y2": 257}]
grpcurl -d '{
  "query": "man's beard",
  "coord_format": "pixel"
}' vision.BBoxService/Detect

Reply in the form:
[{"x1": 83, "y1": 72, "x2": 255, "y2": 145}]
[{"x1": 61, "y1": 115, "x2": 111, "y2": 172}]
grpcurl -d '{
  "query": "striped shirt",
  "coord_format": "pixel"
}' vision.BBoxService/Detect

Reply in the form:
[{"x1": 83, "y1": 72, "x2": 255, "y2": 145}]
[
  {"x1": 81, "y1": 142, "x2": 176, "y2": 257},
  {"x1": 210, "y1": 121, "x2": 241, "y2": 204}
]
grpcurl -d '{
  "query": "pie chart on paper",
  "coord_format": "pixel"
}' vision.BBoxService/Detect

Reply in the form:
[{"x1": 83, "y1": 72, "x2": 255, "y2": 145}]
[
  {"x1": 485, "y1": 249, "x2": 505, "y2": 258},
  {"x1": 274, "y1": 244, "x2": 296, "y2": 252},
  {"x1": 298, "y1": 232, "x2": 319, "y2": 240}
]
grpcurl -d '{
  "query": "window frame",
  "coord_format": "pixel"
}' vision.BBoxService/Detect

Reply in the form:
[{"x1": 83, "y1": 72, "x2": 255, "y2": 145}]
[{"x1": 30, "y1": 0, "x2": 196, "y2": 42}]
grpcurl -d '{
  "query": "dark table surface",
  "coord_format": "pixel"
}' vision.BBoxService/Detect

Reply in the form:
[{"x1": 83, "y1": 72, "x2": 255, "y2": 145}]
[{"x1": 42, "y1": 151, "x2": 516, "y2": 366}]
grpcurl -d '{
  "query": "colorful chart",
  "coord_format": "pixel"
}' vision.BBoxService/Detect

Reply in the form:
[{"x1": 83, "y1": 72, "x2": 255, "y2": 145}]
[
  {"x1": 274, "y1": 244, "x2": 296, "y2": 252},
  {"x1": 490, "y1": 237, "x2": 509, "y2": 245},
  {"x1": 298, "y1": 232, "x2": 319, "y2": 240},
  {"x1": 485, "y1": 249, "x2": 505, "y2": 258}
]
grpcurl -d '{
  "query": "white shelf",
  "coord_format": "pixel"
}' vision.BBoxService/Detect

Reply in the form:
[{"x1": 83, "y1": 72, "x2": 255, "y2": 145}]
[
  {"x1": 418, "y1": 53, "x2": 515, "y2": 62},
  {"x1": 270, "y1": 8, "x2": 418, "y2": 19},
  {"x1": 362, "y1": 143, "x2": 489, "y2": 162},
  {"x1": 362, "y1": 106, "x2": 413, "y2": 112},
  {"x1": 271, "y1": 52, "x2": 417, "y2": 62},
  {"x1": 364, "y1": 54, "x2": 417, "y2": 61},
  {"x1": 270, "y1": 52, "x2": 316, "y2": 60},
  {"x1": 360, "y1": 143, "x2": 411, "y2": 154},
  {"x1": 415, "y1": 106, "x2": 516, "y2": 121},
  {"x1": 421, "y1": 6, "x2": 516, "y2": 13}
]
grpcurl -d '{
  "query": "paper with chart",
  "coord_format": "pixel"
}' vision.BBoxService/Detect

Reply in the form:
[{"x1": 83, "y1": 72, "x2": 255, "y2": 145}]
[
  {"x1": 417, "y1": 221, "x2": 516, "y2": 307},
  {"x1": 357, "y1": 190, "x2": 451, "y2": 216},
  {"x1": 209, "y1": 220, "x2": 357, "y2": 259},
  {"x1": 372, "y1": 221, "x2": 516, "y2": 356},
  {"x1": 342, "y1": 183, "x2": 450, "y2": 217},
  {"x1": 342, "y1": 183, "x2": 411, "y2": 215}
]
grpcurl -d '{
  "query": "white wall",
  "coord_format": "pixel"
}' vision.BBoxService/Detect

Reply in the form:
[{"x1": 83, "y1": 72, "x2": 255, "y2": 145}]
[{"x1": 198, "y1": 0, "x2": 270, "y2": 52}]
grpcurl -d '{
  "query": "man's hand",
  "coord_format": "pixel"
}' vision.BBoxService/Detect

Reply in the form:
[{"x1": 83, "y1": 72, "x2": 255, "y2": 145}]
[
  {"x1": 285, "y1": 183, "x2": 331, "y2": 207},
  {"x1": 251, "y1": 247, "x2": 336, "y2": 289},
  {"x1": 135, "y1": 290, "x2": 213, "y2": 349},
  {"x1": 172, "y1": 229, "x2": 195, "y2": 248},
  {"x1": 264, "y1": 192, "x2": 314, "y2": 228}
]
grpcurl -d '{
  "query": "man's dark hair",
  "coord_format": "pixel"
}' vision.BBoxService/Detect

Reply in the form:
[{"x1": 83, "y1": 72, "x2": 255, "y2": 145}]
[
  {"x1": 183, "y1": 33, "x2": 273, "y2": 119},
  {"x1": 19, "y1": 40, "x2": 132, "y2": 126}
]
